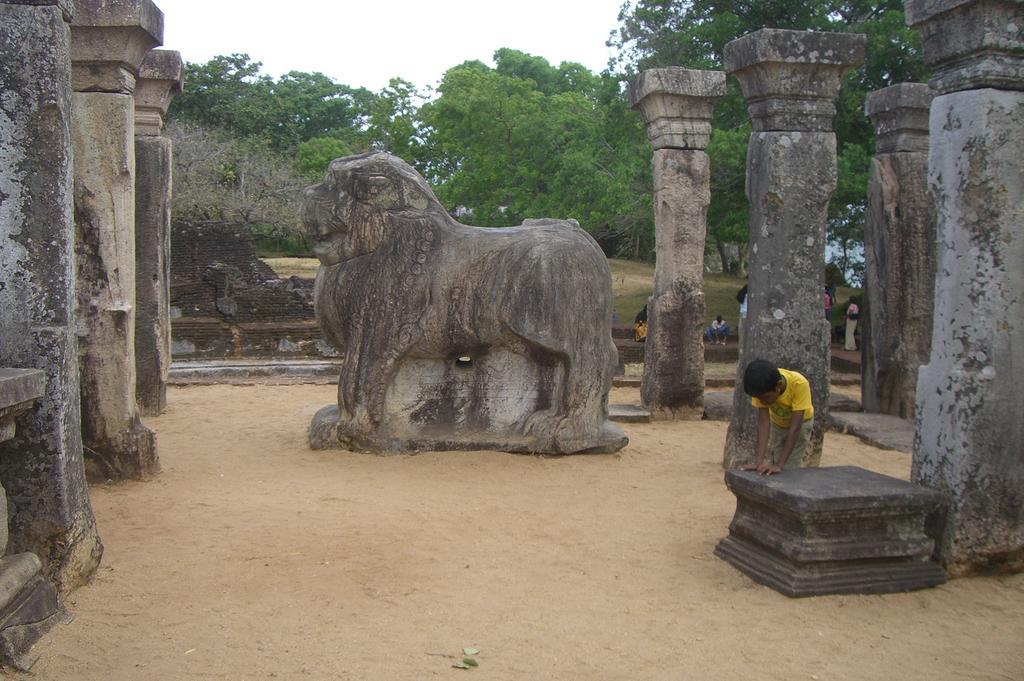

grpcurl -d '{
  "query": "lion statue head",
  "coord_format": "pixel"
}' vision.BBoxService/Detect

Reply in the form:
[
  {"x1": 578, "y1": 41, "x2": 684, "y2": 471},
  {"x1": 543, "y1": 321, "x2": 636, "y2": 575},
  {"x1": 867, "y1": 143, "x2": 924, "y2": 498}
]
[{"x1": 301, "y1": 152, "x2": 444, "y2": 267}]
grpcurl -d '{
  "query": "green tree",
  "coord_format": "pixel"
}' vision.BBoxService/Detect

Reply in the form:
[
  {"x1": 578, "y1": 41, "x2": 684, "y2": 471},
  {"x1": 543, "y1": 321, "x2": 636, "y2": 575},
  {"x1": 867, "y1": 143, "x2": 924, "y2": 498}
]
[
  {"x1": 367, "y1": 78, "x2": 428, "y2": 164},
  {"x1": 168, "y1": 54, "x2": 375, "y2": 154},
  {"x1": 167, "y1": 55, "x2": 386, "y2": 250},
  {"x1": 705, "y1": 125, "x2": 750, "y2": 273},
  {"x1": 420, "y1": 50, "x2": 653, "y2": 257},
  {"x1": 262, "y1": 70, "x2": 374, "y2": 152},
  {"x1": 167, "y1": 54, "x2": 274, "y2": 141},
  {"x1": 296, "y1": 136, "x2": 360, "y2": 178}
]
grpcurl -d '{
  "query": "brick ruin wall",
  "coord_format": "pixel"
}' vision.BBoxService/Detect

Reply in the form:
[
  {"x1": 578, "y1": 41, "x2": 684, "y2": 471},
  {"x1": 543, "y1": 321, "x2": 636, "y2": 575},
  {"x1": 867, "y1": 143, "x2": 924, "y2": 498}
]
[{"x1": 170, "y1": 222, "x2": 336, "y2": 359}]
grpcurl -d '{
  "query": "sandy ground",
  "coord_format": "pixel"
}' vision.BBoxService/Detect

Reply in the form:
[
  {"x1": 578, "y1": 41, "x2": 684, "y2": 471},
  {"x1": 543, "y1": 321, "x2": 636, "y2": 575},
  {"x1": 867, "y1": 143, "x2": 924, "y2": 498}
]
[{"x1": 20, "y1": 384, "x2": 1024, "y2": 681}]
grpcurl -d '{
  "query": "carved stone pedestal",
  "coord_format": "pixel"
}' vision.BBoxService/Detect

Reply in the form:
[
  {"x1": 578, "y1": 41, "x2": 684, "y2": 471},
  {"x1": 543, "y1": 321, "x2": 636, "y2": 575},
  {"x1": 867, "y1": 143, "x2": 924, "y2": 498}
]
[
  {"x1": 715, "y1": 466, "x2": 946, "y2": 597},
  {"x1": 0, "y1": 553, "x2": 70, "y2": 670},
  {"x1": 0, "y1": 370, "x2": 68, "y2": 670}
]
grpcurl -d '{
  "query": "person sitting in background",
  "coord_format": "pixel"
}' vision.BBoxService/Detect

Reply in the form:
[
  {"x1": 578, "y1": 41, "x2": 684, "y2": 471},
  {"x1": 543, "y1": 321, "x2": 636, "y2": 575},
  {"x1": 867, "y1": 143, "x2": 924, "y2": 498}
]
[
  {"x1": 633, "y1": 304, "x2": 648, "y2": 343},
  {"x1": 705, "y1": 315, "x2": 730, "y2": 345}
]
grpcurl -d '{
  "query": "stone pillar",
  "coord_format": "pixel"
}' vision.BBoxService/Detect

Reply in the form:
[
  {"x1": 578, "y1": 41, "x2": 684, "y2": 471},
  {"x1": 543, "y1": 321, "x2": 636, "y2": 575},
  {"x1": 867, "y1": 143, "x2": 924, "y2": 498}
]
[
  {"x1": 0, "y1": 0, "x2": 103, "y2": 593},
  {"x1": 71, "y1": 0, "x2": 163, "y2": 479},
  {"x1": 134, "y1": 49, "x2": 182, "y2": 417},
  {"x1": 629, "y1": 68, "x2": 725, "y2": 420},
  {"x1": 905, "y1": 0, "x2": 1024, "y2": 575},
  {"x1": 862, "y1": 83, "x2": 935, "y2": 418},
  {"x1": 722, "y1": 29, "x2": 865, "y2": 469}
]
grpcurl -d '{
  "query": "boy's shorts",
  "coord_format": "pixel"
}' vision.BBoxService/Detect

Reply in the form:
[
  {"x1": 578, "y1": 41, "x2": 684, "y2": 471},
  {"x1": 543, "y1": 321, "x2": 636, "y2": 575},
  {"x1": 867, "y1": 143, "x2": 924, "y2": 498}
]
[{"x1": 767, "y1": 418, "x2": 814, "y2": 469}]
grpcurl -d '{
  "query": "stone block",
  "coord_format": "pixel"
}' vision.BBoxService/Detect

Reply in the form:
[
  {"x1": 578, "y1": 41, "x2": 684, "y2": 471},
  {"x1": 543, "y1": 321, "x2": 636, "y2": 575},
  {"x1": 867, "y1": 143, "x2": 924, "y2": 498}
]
[
  {"x1": 0, "y1": 370, "x2": 45, "y2": 415},
  {"x1": 70, "y1": 0, "x2": 163, "y2": 93},
  {"x1": 134, "y1": 48, "x2": 182, "y2": 135},
  {"x1": 724, "y1": 28, "x2": 866, "y2": 131},
  {"x1": 715, "y1": 466, "x2": 947, "y2": 597},
  {"x1": 827, "y1": 412, "x2": 915, "y2": 453},
  {"x1": 0, "y1": 553, "x2": 68, "y2": 671},
  {"x1": 905, "y1": 0, "x2": 1024, "y2": 93},
  {"x1": 0, "y1": 370, "x2": 45, "y2": 443},
  {"x1": 2, "y1": 0, "x2": 73, "y2": 20},
  {"x1": 607, "y1": 404, "x2": 651, "y2": 423},
  {"x1": 628, "y1": 68, "x2": 725, "y2": 149},
  {"x1": 864, "y1": 82, "x2": 934, "y2": 153}
]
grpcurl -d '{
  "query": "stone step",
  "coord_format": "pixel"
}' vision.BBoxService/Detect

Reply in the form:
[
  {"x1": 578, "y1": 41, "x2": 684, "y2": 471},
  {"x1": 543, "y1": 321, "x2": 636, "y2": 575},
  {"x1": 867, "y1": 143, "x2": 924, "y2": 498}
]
[
  {"x1": 826, "y1": 412, "x2": 914, "y2": 453},
  {"x1": 169, "y1": 359, "x2": 342, "y2": 384},
  {"x1": 612, "y1": 374, "x2": 736, "y2": 388},
  {"x1": 608, "y1": 404, "x2": 651, "y2": 423}
]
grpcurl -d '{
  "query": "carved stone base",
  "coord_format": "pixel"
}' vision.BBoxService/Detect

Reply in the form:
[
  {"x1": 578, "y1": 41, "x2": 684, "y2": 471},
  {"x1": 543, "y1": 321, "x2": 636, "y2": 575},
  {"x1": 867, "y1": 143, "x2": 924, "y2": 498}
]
[
  {"x1": 715, "y1": 466, "x2": 947, "y2": 597},
  {"x1": 0, "y1": 553, "x2": 69, "y2": 671},
  {"x1": 83, "y1": 419, "x2": 158, "y2": 482},
  {"x1": 715, "y1": 533, "x2": 947, "y2": 597},
  {"x1": 309, "y1": 404, "x2": 628, "y2": 455}
]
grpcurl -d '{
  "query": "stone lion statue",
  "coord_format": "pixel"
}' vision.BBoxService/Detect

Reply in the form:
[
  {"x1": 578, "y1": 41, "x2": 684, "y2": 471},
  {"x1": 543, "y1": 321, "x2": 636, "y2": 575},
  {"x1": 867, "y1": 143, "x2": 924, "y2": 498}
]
[{"x1": 302, "y1": 152, "x2": 627, "y2": 454}]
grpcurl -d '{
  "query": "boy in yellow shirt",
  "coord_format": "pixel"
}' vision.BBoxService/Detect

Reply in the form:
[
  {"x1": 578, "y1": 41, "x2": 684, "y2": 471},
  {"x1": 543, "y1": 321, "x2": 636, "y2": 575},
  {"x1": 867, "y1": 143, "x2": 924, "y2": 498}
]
[{"x1": 740, "y1": 359, "x2": 815, "y2": 475}]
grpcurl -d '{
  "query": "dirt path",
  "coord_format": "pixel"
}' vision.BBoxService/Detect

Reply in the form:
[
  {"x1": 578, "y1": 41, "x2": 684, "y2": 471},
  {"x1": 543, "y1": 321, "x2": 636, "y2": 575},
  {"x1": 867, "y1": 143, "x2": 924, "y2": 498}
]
[{"x1": 22, "y1": 384, "x2": 1024, "y2": 680}]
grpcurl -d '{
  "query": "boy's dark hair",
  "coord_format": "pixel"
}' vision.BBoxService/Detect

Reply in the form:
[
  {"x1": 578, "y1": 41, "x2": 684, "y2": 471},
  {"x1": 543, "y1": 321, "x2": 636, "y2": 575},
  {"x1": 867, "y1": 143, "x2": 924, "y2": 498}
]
[{"x1": 743, "y1": 359, "x2": 782, "y2": 397}]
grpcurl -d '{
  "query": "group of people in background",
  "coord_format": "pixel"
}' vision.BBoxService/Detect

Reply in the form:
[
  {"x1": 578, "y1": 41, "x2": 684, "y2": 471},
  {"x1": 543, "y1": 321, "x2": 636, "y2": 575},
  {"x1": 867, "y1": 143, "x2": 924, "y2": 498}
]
[
  {"x1": 633, "y1": 304, "x2": 734, "y2": 346},
  {"x1": 633, "y1": 283, "x2": 859, "y2": 351}
]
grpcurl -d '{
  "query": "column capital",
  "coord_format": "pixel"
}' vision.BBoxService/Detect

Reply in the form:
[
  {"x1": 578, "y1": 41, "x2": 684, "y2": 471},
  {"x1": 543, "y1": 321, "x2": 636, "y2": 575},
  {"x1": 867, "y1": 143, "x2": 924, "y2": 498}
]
[
  {"x1": 628, "y1": 68, "x2": 726, "y2": 150},
  {"x1": 865, "y1": 82, "x2": 934, "y2": 153},
  {"x1": 1, "y1": 0, "x2": 73, "y2": 21},
  {"x1": 70, "y1": 0, "x2": 163, "y2": 94},
  {"x1": 134, "y1": 49, "x2": 183, "y2": 136},
  {"x1": 905, "y1": 0, "x2": 1024, "y2": 94},
  {"x1": 724, "y1": 28, "x2": 865, "y2": 131}
]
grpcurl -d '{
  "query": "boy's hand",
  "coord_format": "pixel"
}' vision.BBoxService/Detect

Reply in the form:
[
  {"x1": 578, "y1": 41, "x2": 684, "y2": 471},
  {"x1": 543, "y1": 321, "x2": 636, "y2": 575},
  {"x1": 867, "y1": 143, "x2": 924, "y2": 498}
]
[
  {"x1": 739, "y1": 463, "x2": 759, "y2": 471},
  {"x1": 757, "y1": 462, "x2": 782, "y2": 475}
]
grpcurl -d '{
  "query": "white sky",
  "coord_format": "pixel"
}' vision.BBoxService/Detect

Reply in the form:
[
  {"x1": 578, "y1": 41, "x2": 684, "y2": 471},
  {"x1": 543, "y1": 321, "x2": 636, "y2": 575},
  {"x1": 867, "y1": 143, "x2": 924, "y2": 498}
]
[{"x1": 155, "y1": 0, "x2": 628, "y2": 92}]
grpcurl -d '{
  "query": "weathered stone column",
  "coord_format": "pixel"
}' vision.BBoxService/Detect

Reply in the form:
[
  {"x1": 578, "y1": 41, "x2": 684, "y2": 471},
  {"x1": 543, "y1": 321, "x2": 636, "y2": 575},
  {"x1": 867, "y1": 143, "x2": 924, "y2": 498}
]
[
  {"x1": 629, "y1": 68, "x2": 725, "y2": 420},
  {"x1": 71, "y1": 0, "x2": 163, "y2": 479},
  {"x1": 905, "y1": 0, "x2": 1024, "y2": 575},
  {"x1": 134, "y1": 49, "x2": 182, "y2": 417},
  {"x1": 862, "y1": 83, "x2": 935, "y2": 418},
  {"x1": 0, "y1": 0, "x2": 103, "y2": 593},
  {"x1": 722, "y1": 29, "x2": 865, "y2": 469}
]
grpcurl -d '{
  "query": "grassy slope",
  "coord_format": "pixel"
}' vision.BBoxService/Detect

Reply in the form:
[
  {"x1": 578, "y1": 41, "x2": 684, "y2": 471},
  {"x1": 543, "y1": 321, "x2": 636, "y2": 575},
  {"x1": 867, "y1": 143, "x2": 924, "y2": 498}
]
[
  {"x1": 264, "y1": 256, "x2": 858, "y2": 327},
  {"x1": 608, "y1": 259, "x2": 746, "y2": 327}
]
